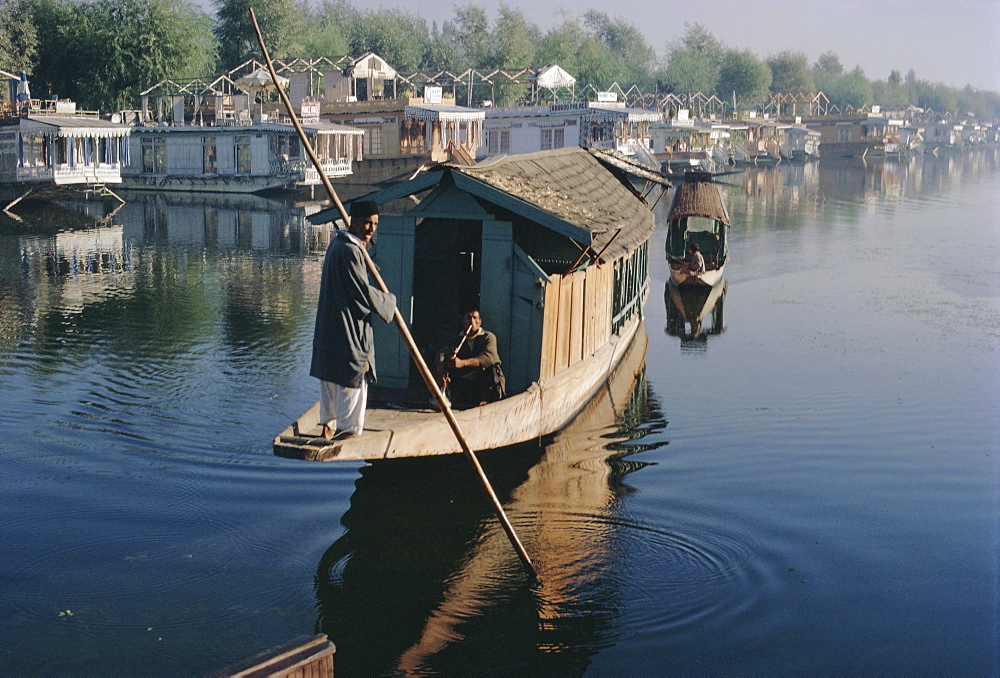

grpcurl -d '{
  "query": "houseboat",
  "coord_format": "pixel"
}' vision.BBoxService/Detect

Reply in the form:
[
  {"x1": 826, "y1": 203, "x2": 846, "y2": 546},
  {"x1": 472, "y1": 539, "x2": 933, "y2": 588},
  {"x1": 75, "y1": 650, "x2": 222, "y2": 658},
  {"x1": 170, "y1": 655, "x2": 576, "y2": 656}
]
[
  {"x1": 1, "y1": 97, "x2": 131, "y2": 215},
  {"x1": 123, "y1": 75, "x2": 365, "y2": 194},
  {"x1": 806, "y1": 111, "x2": 911, "y2": 158},
  {"x1": 665, "y1": 171, "x2": 730, "y2": 288},
  {"x1": 781, "y1": 123, "x2": 821, "y2": 160},
  {"x1": 273, "y1": 146, "x2": 664, "y2": 461},
  {"x1": 478, "y1": 99, "x2": 662, "y2": 169},
  {"x1": 650, "y1": 111, "x2": 727, "y2": 173}
]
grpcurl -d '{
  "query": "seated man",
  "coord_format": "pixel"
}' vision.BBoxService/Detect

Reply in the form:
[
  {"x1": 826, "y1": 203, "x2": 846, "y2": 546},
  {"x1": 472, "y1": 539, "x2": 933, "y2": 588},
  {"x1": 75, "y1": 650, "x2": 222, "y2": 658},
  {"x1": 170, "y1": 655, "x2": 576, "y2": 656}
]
[
  {"x1": 439, "y1": 309, "x2": 505, "y2": 408},
  {"x1": 681, "y1": 242, "x2": 706, "y2": 275}
]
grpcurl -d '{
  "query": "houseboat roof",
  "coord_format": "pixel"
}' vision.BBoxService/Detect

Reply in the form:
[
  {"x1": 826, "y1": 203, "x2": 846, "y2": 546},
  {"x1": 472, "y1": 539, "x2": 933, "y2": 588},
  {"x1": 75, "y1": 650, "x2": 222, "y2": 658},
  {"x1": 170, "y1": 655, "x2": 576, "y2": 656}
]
[
  {"x1": 405, "y1": 104, "x2": 485, "y2": 122},
  {"x1": 17, "y1": 115, "x2": 131, "y2": 138},
  {"x1": 668, "y1": 178, "x2": 731, "y2": 225},
  {"x1": 310, "y1": 146, "x2": 655, "y2": 263},
  {"x1": 130, "y1": 120, "x2": 363, "y2": 135}
]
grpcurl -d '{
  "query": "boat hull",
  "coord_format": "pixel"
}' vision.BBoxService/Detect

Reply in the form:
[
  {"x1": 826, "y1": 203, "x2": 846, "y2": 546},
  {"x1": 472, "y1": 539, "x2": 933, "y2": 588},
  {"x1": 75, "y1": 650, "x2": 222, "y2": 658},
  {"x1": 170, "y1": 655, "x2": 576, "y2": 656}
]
[
  {"x1": 668, "y1": 261, "x2": 725, "y2": 288},
  {"x1": 273, "y1": 315, "x2": 646, "y2": 462}
]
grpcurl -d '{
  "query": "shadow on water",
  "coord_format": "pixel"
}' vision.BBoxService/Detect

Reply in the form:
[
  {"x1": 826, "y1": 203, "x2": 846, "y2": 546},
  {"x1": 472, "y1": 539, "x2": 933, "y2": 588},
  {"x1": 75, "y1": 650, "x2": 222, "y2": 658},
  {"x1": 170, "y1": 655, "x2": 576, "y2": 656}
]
[{"x1": 314, "y1": 327, "x2": 664, "y2": 675}]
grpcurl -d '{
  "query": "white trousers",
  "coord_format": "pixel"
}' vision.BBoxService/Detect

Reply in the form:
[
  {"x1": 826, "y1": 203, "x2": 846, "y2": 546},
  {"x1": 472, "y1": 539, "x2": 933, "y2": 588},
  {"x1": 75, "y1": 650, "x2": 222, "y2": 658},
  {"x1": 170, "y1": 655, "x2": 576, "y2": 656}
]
[{"x1": 319, "y1": 379, "x2": 367, "y2": 435}]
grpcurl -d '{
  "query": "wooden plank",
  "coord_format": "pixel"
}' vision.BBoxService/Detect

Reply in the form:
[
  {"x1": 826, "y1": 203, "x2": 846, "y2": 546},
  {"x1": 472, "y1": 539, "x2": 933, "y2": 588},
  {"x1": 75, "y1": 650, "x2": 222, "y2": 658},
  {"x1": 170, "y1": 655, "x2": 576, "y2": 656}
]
[
  {"x1": 556, "y1": 273, "x2": 572, "y2": 371},
  {"x1": 539, "y1": 275, "x2": 560, "y2": 380},
  {"x1": 212, "y1": 634, "x2": 335, "y2": 678},
  {"x1": 569, "y1": 271, "x2": 584, "y2": 366}
]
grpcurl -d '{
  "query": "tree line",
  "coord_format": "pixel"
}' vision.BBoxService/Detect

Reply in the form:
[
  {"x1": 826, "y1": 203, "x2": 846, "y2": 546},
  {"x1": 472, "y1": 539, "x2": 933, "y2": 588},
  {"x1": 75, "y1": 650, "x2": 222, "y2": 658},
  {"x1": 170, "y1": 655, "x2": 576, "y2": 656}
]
[{"x1": 2, "y1": 0, "x2": 998, "y2": 120}]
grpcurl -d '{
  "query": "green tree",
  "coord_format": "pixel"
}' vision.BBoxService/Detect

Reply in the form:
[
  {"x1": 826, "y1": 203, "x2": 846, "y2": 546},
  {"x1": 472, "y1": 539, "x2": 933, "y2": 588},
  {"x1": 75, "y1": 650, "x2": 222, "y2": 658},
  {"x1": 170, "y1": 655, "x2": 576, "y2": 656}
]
[
  {"x1": 767, "y1": 51, "x2": 813, "y2": 92},
  {"x1": 451, "y1": 3, "x2": 491, "y2": 68},
  {"x1": 582, "y1": 10, "x2": 654, "y2": 87},
  {"x1": 490, "y1": 5, "x2": 539, "y2": 104},
  {"x1": 213, "y1": 0, "x2": 303, "y2": 72},
  {"x1": 30, "y1": 0, "x2": 215, "y2": 111},
  {"x1": 422, "y1": 20, "x2": 461, "y2": 71},
  {"x1": 662, "y1": 24, "x2": 724, "y2": 94},
  {"x1": 536, "y1": 15, "x2": 589, "y2": 74},
  {"x1": 812, "y1": 50, "x2": 843, "y2": 93},
  {"x1": 302, "y1": 1, "x2": 350, "y2": 57},
  {"x1": 347, "y1": 9, "x2": 427, "y2": 71},
  {"x1": 0, "y1": 0, "x2": 39, "y2": 74},
  {"x1": 717, "y1": 49, "x2": 772, "y2": 105},
  {"x1": 828, "y1": 65, "x2": 873, "y2": 109}
]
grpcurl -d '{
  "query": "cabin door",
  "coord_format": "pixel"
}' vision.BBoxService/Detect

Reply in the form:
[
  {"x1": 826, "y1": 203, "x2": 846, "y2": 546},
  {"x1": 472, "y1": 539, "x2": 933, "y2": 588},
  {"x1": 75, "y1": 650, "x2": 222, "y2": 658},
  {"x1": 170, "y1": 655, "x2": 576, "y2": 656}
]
[{"x1": 411, "y1": 218, "x2": 482, "y2": 386}]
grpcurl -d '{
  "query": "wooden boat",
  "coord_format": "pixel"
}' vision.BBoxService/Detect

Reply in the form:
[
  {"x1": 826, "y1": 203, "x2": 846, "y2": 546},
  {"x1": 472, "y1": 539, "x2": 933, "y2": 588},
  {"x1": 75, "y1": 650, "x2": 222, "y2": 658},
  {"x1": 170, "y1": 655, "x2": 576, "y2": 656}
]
[
  {"x1": 665, "y1": 170, "x2": 730, "y2": 288},
  {"x1": 274, "y1": 146, "x2": 662, "y2": 462}
]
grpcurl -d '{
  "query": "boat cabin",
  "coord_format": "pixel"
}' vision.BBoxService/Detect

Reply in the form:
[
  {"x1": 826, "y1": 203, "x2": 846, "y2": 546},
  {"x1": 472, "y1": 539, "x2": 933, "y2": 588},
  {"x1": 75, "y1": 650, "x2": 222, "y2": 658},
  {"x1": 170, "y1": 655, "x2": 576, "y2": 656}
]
[
  {"x1": 0, "y1": 100, "x2": 131, "y2": 187},
  {"x1": 479, "y1": 100, "x2": 662, "y2": 168},
  {"x1": 665, "y1": 172, "x2": 730, "y2": 275},
  {"x1": 307, "y1": 146, "x2": 658, "y2": 396}
]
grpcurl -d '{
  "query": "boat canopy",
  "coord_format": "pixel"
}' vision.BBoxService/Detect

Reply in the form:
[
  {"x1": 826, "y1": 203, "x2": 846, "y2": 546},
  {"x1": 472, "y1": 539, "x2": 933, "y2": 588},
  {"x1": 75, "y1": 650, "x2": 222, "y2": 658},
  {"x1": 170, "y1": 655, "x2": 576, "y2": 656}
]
[
  {"x1": 668, "y1": 179, "x2": 731, "y2": 225},
  {"x1": 21, "y1": 116, "x2": 131, "y2": 138}
]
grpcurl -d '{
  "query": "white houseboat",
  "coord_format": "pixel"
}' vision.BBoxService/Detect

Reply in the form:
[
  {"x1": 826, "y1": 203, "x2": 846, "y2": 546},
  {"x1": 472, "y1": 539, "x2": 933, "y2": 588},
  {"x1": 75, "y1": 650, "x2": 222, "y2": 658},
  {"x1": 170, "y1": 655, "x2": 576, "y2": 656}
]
[
  {"x1": 122, "y1": 75, "x2": 364, "y2": 194},
  {"x1": 478, "y1": 98, "x2": 662, "y2": 169},
  {"x1": 1, "y1": 97, "x2": 131, "y2": 214}
]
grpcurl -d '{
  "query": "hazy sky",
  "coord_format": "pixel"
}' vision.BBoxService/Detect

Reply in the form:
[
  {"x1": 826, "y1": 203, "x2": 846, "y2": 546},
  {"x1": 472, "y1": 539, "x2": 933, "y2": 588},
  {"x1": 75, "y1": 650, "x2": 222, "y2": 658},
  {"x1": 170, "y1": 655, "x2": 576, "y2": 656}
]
[{"x1": 343, "y1": 0, "x2": 1000, "y2": 91}]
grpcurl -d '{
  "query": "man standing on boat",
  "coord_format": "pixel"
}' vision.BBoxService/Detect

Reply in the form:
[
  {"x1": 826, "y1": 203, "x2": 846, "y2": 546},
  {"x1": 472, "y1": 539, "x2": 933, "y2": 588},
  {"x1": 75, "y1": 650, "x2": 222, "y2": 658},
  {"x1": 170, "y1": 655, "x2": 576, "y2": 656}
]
[
  {"x1": 310, "y1": 200, "x2": 396, "y2": 441},
  {"x1": 443, "y1": 309, "x2": 505, "y2": 408}
]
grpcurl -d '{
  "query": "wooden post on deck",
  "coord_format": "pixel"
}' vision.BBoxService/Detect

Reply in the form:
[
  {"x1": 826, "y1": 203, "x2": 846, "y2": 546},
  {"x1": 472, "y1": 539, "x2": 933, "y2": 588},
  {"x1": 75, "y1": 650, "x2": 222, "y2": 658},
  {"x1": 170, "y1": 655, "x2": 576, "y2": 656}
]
[{"x1": 249, "y1": 9, "x2": 536, "y2": 580}]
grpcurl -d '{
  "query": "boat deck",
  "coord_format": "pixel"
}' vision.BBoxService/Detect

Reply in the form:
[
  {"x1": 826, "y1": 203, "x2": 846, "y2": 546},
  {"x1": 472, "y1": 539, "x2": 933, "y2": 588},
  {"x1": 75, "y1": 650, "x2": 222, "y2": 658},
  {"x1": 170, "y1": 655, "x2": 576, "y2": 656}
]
[{"x1": 274, "y1": 316, "x2": 644, "y2": 462}]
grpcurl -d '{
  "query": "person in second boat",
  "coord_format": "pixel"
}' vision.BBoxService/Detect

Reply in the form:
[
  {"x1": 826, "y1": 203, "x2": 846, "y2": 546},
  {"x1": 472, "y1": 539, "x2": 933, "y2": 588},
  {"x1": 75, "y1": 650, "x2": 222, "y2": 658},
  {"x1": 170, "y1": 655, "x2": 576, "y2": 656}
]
[
  {"x1": 439, "y1": 309, "x2": 505, "y2": 408},
  {"x1": 681, "y1": 242, "x2": 706, "y2": 275}
]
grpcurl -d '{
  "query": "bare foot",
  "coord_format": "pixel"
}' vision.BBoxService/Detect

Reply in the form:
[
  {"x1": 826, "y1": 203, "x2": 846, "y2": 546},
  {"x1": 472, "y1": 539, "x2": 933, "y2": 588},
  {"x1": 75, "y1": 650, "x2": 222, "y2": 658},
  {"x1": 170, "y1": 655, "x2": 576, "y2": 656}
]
[
  {"x1": 321, "y1": 424, "x2": 336, "y2": 440},
  {"x1": 332, "y1": 430, "x2": 357, "y2": 441}
]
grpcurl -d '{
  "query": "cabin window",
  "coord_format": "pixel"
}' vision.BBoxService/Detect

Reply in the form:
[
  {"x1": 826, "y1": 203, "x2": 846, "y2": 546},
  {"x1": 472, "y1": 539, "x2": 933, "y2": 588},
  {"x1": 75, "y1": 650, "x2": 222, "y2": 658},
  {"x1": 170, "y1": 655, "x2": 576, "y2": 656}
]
[
  {"x1": 540, "y1": 128, "x2": 565, "y2": 150},
  {"x1": 235, "y1": 136, "x2": 251, "y2": 174},
  {"x1": 837, "y1": 125, "x2": 851, "y2": 142},
  {"x1": 365, "y1": 126, "x2": 383, "y2": 156},
  {"x1": 202, "y1": 136, "x2": 217, "y2": 174},
  {"x1": 141, "y1": 137, "x2": 165, "y2": 173},
  {"x1": 487, "y1": 129, "x2": 509, "y2": 154}
]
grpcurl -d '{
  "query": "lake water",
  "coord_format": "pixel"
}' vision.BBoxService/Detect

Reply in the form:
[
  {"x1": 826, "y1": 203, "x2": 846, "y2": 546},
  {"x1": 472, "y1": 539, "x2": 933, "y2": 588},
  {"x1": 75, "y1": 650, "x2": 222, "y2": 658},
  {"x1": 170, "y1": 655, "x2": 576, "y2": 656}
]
[{"x1": 1, "y1": 150, "x2": 997, "y2": 675}]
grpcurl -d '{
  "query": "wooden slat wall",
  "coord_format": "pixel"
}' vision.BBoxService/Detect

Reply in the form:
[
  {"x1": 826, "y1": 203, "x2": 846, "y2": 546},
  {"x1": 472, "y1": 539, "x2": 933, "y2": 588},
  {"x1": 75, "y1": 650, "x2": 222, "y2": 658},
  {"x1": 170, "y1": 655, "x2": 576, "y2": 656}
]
[{"x1": 539, "y1": 262, "x2": 614, "y2": 381}]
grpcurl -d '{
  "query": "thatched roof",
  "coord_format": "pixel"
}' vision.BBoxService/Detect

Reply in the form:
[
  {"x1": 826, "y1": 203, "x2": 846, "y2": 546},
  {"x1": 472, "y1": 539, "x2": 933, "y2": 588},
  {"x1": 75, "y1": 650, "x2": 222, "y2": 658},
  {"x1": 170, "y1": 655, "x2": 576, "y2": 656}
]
[
  {"x1": 668, "y1": 179, "x2": 731, "y2": 225},
  {"x1": 455, "y1": 147, "x2": 655, "y2": 261}
]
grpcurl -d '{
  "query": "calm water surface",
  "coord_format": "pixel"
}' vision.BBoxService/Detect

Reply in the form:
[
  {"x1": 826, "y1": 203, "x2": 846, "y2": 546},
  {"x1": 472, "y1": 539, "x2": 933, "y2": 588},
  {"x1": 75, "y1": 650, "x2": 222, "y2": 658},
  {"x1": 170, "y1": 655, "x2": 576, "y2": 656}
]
[{"x1": 0, "y1": 151, "x2": 997, "y2": 675}]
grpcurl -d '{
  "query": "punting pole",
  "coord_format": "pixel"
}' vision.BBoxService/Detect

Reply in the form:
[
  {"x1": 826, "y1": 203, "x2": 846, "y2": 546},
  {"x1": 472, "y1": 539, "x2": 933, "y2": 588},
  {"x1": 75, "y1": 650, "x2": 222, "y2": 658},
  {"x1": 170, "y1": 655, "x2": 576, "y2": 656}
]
[{"x1": 248, "y1": 9, "x2": 536, "y2": 579}]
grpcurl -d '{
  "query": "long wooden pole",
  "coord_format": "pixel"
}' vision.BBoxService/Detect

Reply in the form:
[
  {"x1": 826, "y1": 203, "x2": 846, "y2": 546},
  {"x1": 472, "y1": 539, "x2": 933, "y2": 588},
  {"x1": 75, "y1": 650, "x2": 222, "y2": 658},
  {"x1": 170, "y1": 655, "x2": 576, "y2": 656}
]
[{"x1": 248, "y1": 9, "x2": 535, "y2": 578}]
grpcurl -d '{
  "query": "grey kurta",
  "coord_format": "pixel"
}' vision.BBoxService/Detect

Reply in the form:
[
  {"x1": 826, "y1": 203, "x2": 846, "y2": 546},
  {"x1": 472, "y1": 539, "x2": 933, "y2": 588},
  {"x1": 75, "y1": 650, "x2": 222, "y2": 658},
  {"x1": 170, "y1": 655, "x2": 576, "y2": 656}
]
[{"x1": 310, "y1": 230, "x2": 396, "y2": 388}]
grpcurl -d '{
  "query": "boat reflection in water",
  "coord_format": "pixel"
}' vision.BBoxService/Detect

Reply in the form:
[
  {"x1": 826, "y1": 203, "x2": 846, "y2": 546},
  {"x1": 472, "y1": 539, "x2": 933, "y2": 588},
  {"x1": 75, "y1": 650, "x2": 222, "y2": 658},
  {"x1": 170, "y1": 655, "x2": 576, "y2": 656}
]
[
  {"x1": 664, "y1": 280, "x2": 727, "y2": 351},
  {"x1": 314, "y1": 327, "x2": 660, "y2": 675}
]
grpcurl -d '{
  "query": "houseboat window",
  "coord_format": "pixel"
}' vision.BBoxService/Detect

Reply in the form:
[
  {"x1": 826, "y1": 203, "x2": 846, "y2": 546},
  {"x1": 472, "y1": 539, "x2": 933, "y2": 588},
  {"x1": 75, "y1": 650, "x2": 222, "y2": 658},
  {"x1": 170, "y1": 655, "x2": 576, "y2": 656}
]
[
  {"x1": 202, "y1": 136, "x2": 217, "y2": 174},
  {"x1": 487, "y1": 130, "x2": 509, "y2": 154},
  {"x1": 541, "y1": 129, "x2": 552, "y2": 151},
  {"x1": 142, "y1": 137, "x2": 165, "y2": 173},
  {"x1": 365, "y1": 126, "x2": 382, "y2": 156},
  {"x1": 837, "y1": 125, "x2": 851, "y2": 143},
  {"x1": 235, "y1": 136, "x2": 251, "y2": 174}
]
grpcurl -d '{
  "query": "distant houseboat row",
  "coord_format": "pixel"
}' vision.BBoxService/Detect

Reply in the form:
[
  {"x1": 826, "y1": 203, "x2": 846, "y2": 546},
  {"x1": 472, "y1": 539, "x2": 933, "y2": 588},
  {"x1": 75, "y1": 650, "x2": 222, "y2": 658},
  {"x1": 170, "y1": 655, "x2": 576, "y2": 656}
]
[{"x1": 3, "y1": 57, "x2": 998, "y2": 208}]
